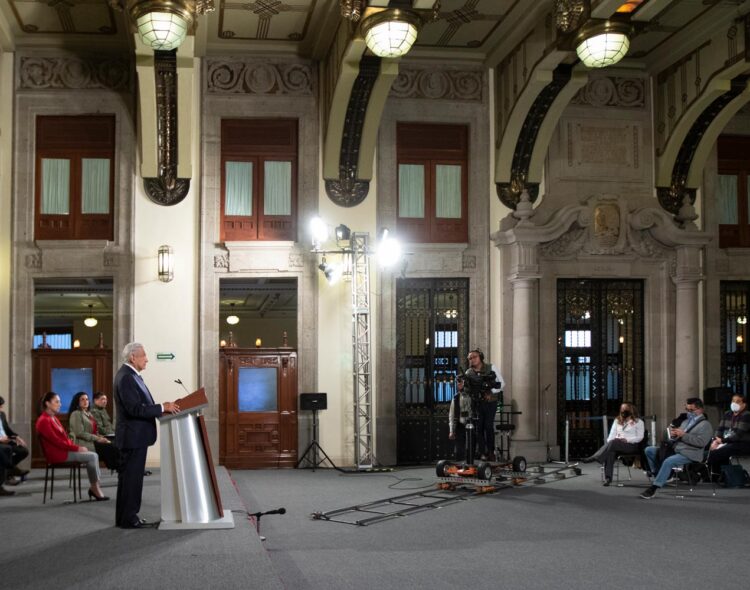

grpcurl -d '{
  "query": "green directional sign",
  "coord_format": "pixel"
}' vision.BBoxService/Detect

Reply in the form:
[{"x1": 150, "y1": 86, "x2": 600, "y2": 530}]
[{"x1": 156, "y1": 352, "x2": 175, "y2": 361}]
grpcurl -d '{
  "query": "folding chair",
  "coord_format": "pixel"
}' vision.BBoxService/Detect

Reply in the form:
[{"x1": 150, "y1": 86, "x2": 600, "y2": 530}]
[{"x1": 38, "y1": 436, "x2": 84, "y2": 504}]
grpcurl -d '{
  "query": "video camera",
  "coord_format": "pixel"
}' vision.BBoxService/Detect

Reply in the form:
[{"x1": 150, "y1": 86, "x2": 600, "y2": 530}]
[{"x1": 462, "y1": 370, "x2": 499, "y2": 402}]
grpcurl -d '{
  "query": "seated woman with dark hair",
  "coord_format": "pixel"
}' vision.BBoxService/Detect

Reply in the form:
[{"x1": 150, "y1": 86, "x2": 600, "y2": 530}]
[
  {"x1": 36, "y1": 391, "x2": 109, "y2": 501},
  {"x1": 582, "y1": 402, "x2": 645, "y2": 486},
  {"x1": 68, "y1": 391, "x2": 120, "y2": 470}
]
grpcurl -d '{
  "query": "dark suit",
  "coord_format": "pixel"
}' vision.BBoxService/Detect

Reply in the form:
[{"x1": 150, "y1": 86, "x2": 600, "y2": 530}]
[
  {"x1": 113, "y1": 364, "x2": 162, "y2": 527},
  {"x1": 1, "y1": 411, "x2": 29, "y2": 483}
]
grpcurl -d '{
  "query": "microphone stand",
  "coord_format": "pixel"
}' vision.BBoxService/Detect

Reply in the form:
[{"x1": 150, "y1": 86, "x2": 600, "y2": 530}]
[
  {"x1": 174, "y1": 379, "x2": 191, "y2": 395},
  {"x1": 251, "y1": 508, "x2": 286, "y2": 541}
]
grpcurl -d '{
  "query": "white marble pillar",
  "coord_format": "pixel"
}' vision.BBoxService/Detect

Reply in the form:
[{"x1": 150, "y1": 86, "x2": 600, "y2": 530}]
[
  {"x1": 510, "y1": 275, "x2": 539, "y2": 440},
  {"x1": 673, "y1": 245, "x2": 703, "y2": 401}
]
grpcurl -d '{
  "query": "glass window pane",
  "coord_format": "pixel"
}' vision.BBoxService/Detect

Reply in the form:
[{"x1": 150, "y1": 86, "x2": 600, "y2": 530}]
[
  {"x1": 225, "y1": 161, "x2": 253, "y2": 216},
  {"x1": 718, "y1": 174, "x2": 738, "y2": 224},
  {"x1": 398, "y1": 164, "x2": 425, "y2": 218},
  {"x1": 41, "y1": 158, "x2": 70, "y2": 214},
  {"x1": 264, "y1": 161, "x2": 292, "y2": 216},
  {"x1": 33, "y1": 333, "x2": 72, "y2": 349},
  {"x1": 435, "y1": 164, "x2": 461, "y2": 219},
  {"x1": 237, "y1": 367, "x2": 277, "y2": 412},
  {"x1": 81, "y1": 158, "x2": 111, "y2": 214},
  {"x1": 51, "y1": 368, "x2": 93, "y2": 414}
]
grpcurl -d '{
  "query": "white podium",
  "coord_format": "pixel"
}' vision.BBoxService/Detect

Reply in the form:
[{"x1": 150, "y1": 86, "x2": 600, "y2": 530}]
[{"x1": 159, "y1": 387, "x2": 234, "y2": 530}]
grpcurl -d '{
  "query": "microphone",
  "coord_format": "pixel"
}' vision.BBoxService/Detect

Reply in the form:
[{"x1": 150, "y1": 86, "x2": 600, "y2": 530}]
[
  {"x1": 174, "y1": 379, "x2": 190, "y2": 395},
  {"x1": 251, "y1": 507, "x2": 286, "y2": 518}
]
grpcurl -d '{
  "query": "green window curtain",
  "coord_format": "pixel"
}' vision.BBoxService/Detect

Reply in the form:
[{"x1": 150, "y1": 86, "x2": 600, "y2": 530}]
[
  {"x1": 81, "y1": 158, "x2": 111, "y2": 214},
  {"x1": 264, "y1": 161, "x2": 292, "y2": 216},
  {"x1": 398, "y1": 164, "x2": 425, "y2": 218},
  {"x1": 718, "y1": 174, "x2": 738, "y2": 224},
  {"x1": 225, "y1": 161, "x2": 253, "y2": 216},
  {"x1": 41, "y1": 158, "x2": 70, "y2": 215},
  {"x1": 435, "y1": 164, "x2": 461, "y2": 219}
]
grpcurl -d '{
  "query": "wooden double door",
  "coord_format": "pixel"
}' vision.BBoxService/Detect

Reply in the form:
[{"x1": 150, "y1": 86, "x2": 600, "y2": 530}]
[{"x1": 219, "y1": 348, "x2": 298, "y2": 468}]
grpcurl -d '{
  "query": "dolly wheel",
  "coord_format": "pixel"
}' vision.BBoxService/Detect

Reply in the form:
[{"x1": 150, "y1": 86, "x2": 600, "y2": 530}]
[
  {"x1": 476, "y1": 461, "x2": 492, "y2": 481},
  {"x1": 436, "y1": 460, "x2": 448, "y2": 477},
  {"x1": 512, "y1": 456, "x2": 527, "y2": 473}
]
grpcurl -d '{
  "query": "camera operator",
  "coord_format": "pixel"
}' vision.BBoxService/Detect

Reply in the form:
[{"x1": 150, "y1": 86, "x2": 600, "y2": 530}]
[{"x1": 465, "y1": 349, "x2": 504, "y2": 461}]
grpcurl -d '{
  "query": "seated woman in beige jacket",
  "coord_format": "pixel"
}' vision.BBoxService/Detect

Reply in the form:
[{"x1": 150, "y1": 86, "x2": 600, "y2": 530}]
[{"x1": 68, "y1": 391, "x2": 119, "y2": 469}]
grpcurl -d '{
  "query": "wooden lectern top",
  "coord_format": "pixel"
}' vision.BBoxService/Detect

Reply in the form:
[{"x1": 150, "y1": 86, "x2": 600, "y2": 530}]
[{"x1": 175, "y1": 387, "x2": 208, "y2": 411}]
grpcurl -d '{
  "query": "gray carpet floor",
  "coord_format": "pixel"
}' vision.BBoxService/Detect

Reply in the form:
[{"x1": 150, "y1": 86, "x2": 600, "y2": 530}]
[{"x1": 2, "y1": 463, "x2": 748, "y2": 590}]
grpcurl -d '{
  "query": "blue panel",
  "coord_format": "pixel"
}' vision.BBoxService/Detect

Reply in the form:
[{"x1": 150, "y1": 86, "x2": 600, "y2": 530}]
[
  {"x1": 238, "y1": 367, "x2": 277, "y2": 412},
  {"x1": 51, "y1": 368, "x2": 93, "y2": 414}
]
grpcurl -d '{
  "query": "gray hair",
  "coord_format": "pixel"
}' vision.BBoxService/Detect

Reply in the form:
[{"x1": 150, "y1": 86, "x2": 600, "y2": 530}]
[{"x1": 121, "y1": 342, "x2": 145, "y2": 363}]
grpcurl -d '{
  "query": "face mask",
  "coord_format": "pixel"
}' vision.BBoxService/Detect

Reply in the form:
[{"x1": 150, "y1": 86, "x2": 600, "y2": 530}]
[
  {"x1": 686, "y1": 410, "x2": 696, "y2": 418},
  {"x1": 621, "y1": 411, "x2": 631, "y2": 418},
  {"x1": 731, "y1": 402, "x2": 742, "y2": 413}
]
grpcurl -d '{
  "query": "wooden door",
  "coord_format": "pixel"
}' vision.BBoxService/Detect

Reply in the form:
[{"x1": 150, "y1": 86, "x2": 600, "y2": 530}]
[{"x1": 219, "y1": 348, "x2": 298, "y2": 468}]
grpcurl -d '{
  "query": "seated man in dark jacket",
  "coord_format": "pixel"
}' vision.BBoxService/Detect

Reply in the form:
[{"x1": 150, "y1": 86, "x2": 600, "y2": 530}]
[
  {"x1": 707, "y1": 394, "x2": 750, "y2": 479},
  {"x1": 0, "y1": 395, "x2": 30, "y2": 494}
]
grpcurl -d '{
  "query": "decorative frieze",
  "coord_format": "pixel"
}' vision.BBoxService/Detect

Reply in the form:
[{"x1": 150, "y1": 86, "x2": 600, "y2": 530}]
[
  {"x1": 205, "y1": 60, "x2": 314, "y2": 95},
  {"x1": 18, "y1": 57, "x2": 131, "y2": 91},
  {"x1": 570, "y1": 77, "x2": 646, "y2": 109},
  {"x1": 25, "y1": 252, "x2": 42, "y2": 269},
  {"x1": 390, "y1": 68, "x2": 483, "y2": 102},
  {"x1": 213, "y1": 253, "x2": 229, "y2": 269}
]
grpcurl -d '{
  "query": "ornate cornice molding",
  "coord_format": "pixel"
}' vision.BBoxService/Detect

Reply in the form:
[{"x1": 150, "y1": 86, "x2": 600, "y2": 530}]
[
  {"x1": 18, "y1": 56, "x2": 132, "y2": 91},
  {"x1": 205, "y1": 60, "x2": 314, "y2": 95},
  {"x1": 390, "y1": 67, "x2": 483, "y2": 102},
  {"x1": 570, "y1": 76, "x2": 646, "y2": 109}
]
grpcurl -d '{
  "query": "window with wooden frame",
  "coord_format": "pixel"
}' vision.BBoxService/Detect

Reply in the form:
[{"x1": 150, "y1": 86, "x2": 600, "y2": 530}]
[
  {"x1": 396, "y1": 122, "x2": 468, "y2": 243},
  {"x1": 717, "y1": 135, "x2": 750, "y2": 248},
  {"x1": 221, "y1": 119, "x2": 298, "y2": 242},
  {"x1": 35, "y1": 116, "x2": 115, "y2": 240}
]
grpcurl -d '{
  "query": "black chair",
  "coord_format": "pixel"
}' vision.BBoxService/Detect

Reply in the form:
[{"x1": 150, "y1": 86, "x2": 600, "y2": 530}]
[
  {"x1": 611, "y1": 430, "x2": 649, "y2": 486},
  {"x1": 38, "y1": 436, "x2": 84, "y2": 504},
  {"x1": 672, "y1": 453, "x2": 717, "y2": 499}
]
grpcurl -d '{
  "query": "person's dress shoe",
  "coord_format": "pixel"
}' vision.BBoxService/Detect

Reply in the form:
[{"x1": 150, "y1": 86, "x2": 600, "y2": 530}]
[
  {"x1": 0, "y1": 487, "x2": 15, "y2": 496},
  {"x1": 4, "y1": 476, "x2": 20, "y2": 486},
  {"x1": 144, "y1": 470, "x2": 153, "y2": 476},
  {"x1": 639, "y1": 485, "x2": 657, "y2": 499},
  {"x1": 602, "y1": 478, "x2": 612, "y2": 487},
  {"x1": 88, "y1": 489, "x2": 110, "y2": 502},
  {"x1": 120, "y1": 519, "x2": 157, "y2": 529}
]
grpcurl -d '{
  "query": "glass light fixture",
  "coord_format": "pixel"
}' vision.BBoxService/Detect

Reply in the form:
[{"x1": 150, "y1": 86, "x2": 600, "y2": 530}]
[
  {"x1": 73, "y1": 339, "x2": 81, "y2": 349},
  {"x1": 310, "y1": 216, "x2": 329, "y2": 249},
  {"x1": 84, "y1": 305, "x2": 98, "y2": 328},
  {"x1": 136, "y1": 11, "x2": 189, "y2": 51},
  {"x1": 575, "y1": 21, "x2": 630, "y2": 68},
  {"x1": 226, "y1": 303, "x2": 240, "y2": 325},
  {"x1": 158, "y1": 244, "x2": 175, "y2": 282},
  {"x1": 255, "y1": 338, "x2": 262, "y2": 348},
  {"x1": 376, "y1": 228, "x2": 402, "y2": 267},
  {"x1": 361, "y1": 9, "x2": 421, "y2": 58}
]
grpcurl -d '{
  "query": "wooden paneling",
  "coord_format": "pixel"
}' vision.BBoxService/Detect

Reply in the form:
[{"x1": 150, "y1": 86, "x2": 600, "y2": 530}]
[{"x1": 219, "y1": 348, "x2": 298, "y2": 469}]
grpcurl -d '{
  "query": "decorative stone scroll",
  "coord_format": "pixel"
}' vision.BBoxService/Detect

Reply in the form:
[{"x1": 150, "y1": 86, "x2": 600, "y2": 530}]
[
  {"x1": 205, "y1": 60, "x2": 314, "y2": 95},
  {"x1": 570, "y1": 77, "x2": 646, "y2": 109},
  {"x1": 18, "y1": 57, "x2": 131, "y2": 91},
  {"x1": 390, "y1": 68, "x2": 483, "y2": 102}
]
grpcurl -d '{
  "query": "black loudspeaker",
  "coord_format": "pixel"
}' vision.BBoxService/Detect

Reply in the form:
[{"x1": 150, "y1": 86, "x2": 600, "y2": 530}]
[
  {"x1": 300, "y1": 393, "x2": 327, "y2": 411},
  {"x1": 703, "y1": 387, "x2": 734, "y2": 406}
]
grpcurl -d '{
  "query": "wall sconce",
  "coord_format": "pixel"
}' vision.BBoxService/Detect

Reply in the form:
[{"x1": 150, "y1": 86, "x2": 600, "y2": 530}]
[
  {"x1": 110, "y1": 0, "x2": 215, "y2": 51},
  {"x1": 83, "y1": 305, "x2": 98, "y2": 328},
  {"x1": 219, "y1": 339, "x2": 227, "y2": 347},
  {"x1": 158, "y1": 244, "x2": 175, "y2": 282},
  {"x1": 73, "y1": 339, "x2": 81, "y2": 349},
  {"x1": 226, "y1": 303, "x2": 240, "y2": 325},
  {"x1": 255, "y1": 338, "x2": 262, "y2": 348}
]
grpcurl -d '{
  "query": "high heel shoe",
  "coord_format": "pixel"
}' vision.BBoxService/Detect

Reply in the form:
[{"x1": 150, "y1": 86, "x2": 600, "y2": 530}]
[{"x1": 88, "y1": 489, "x2": 110, "y2": 502}]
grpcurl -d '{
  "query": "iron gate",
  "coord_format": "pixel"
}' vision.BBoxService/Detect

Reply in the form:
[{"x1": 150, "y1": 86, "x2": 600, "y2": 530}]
[
  {"x1": 557, "y1": 279, "x2": 644, "y2": 459},
  {"x1": 396, "y1": 278, "x2": 469, "y2": 464},
  {"x1": 721, "y1": 281, "x2": 749, "y2": 396}
]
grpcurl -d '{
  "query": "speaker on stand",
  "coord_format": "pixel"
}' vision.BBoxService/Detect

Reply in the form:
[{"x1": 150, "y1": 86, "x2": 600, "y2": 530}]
[{"x1": 295, "y1": 393, "x2": 337, "y2": 471}]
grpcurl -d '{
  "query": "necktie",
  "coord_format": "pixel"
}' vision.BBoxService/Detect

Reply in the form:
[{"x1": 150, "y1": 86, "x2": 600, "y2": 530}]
[{"x1": 136, "y1": 373, "x2": 155, "y2": 405}]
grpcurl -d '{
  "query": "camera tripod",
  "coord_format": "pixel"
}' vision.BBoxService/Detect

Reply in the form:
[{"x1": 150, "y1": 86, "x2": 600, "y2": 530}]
[{"x1": 295, "y1": 407, "x2": 337, "y2": 471}]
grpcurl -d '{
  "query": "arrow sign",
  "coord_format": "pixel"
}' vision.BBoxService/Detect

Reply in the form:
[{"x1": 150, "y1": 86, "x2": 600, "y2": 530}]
[{"x1": 156, "y1": 352, "x2": 175, "y2": 361}]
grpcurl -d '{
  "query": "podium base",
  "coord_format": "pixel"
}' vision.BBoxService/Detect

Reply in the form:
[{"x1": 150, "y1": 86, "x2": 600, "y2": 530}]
[{"x1": 159, "y1": 512, "x2": 235, "y2": 530}]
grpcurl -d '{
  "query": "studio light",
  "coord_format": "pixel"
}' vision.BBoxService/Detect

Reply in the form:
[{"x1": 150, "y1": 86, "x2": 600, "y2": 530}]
[
  {"x1": 226, "y1": 303, "x2": 240, "y2": 326},
  {"x1": 575, "y1": 21, "x2": 630, "y2": 68},
  {"x1": 84, "y1": 305, "x2": 98, "y2": 328},
  {"x1": 335, "y1": 224, "x2": 352, "y2": 243},
  {"x1": 318, "y1": 258, "x2": 343, "y2": 285},
  {"x1": 158, "y1": 244, "x2": 175, "y2": 282},
  {"x1": 376, "y1": 228, "x2": 402, "y2": 267},
  {"x1": 361, "y1": 9, "x2": 421, "y2": 58},
  {"x1": 310, "y1": 216, "x2": 329, "y2": 250}
]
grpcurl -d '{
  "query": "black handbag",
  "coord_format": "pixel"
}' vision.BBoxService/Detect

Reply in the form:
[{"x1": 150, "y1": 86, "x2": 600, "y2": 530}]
[{"x1": 656, "y1": 440, "x2": 675, "y2": 465}]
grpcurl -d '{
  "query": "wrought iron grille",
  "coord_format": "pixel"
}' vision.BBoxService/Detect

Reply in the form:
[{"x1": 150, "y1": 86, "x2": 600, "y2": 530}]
[
  {"x1": 396, "y1": 278, "x2": 469, "y2": 464},
  {"x1": 557, "y1": 279, "x2": 644, "y2": 459},
  {"x1": 720, "y1": 281, "x2": 749, "y2": 396}
]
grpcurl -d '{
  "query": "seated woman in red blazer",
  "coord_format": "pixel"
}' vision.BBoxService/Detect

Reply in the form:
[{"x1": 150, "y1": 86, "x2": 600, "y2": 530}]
[{"x1": 35, "y1": 391, "x2": 109, "y2": 501}]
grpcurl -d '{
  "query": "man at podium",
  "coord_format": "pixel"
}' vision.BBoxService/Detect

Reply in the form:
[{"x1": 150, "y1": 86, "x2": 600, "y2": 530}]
[{"x1": 114, "y1": 342, "x2": 180, "y2": 529}]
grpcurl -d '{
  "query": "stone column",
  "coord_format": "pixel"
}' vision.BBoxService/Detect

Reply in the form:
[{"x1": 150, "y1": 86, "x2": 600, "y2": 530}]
[{"x1": 674, "y1": 245, "x2": 703, "y2": 400}]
